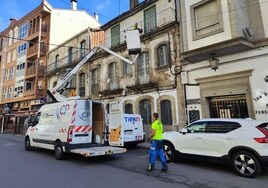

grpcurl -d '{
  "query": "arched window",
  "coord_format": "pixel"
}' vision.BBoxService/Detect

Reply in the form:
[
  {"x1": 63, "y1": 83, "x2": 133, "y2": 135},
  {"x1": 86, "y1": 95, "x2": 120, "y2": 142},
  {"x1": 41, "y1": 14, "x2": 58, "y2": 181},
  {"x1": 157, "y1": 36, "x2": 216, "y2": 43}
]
[
  {"x1": 160, "y1": 100, "x2": 172, "y2": 125},
  {"x1": 157, "y1": 44, "x2": 169, "y2": 67},
  {"x1": 139, "y1": 99, "x2": 151, "y2": 124},
  {"x1": 79, "y1": 73, "x2": 86, "y2": 97},
  {"x1": 125, "y1": 104, "x2": 133, "y2": 114}
]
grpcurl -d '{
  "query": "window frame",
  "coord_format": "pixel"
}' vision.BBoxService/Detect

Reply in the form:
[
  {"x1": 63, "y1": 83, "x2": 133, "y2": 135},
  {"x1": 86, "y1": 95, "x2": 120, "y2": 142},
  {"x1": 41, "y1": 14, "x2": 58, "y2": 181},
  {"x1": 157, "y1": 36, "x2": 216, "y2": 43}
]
[
  {"x1": 160, "y1": 100, "x2": 173, "y2": 125},
  {"x1": 139, "y1": 99, "x2": 152, "y2": 124},
  {"x1": 144, "y1": 5, "x2": 157, "y2": 33},
  {"x1": 157, "y1": 44, "x2": 169, "y2": 68},
  {"x1": 79, "y1": 73, "x2": 86, "y2": 97},
  {"x1": 190, "y1": 0, "x2": 224, "y2": 40},
  {"x1": 111, "y1": 24, "x2": 120, "y2": 47}
]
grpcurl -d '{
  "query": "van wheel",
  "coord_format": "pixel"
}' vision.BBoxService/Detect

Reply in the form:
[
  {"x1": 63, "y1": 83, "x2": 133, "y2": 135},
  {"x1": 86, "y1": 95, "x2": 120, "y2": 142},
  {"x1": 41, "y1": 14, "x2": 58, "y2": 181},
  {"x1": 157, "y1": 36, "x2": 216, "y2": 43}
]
[
  {"x1": 231, "y1": 151, "x2": 261, "y2": 178},
  {"x1": 25, "y1": 137, "x2": 32, "y2": 151},
  {"x1": 54, "y1": 142, "x2": 65, "y2": 160},
  {"x1": 163, "y1": 142, "x2": 175, "y2": 162}
]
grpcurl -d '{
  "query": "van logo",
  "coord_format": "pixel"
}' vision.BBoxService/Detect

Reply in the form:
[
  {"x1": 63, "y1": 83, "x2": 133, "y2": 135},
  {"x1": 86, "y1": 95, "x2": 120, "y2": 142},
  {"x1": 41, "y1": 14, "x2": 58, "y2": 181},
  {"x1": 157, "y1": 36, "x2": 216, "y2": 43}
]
[
  {"x1": 78, "y1": 112, "x2": 90, "y2": 121},
  {"x1": 60, "y1": 104, "x2": 70, "y2": 115},
  {"x1": 124, "y1": 117, "x2": 140, "y2": 123}
]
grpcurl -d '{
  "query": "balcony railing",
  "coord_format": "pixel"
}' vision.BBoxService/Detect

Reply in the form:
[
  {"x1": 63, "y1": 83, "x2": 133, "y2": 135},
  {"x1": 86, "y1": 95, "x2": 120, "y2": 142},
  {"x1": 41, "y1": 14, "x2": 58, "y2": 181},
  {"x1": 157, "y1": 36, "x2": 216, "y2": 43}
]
[
  {"x1": 28, "y1": 24, "x2": 48, "y2": 36},
  {"x1": 27, "y1": 44, "x2": 46, "y2": 57},
  {"x1": 47, "y1": 49, "x2": 90, "y2": 74},
  {"x1": 25, "y1": 65, "x2": 45, "y2": 77}
]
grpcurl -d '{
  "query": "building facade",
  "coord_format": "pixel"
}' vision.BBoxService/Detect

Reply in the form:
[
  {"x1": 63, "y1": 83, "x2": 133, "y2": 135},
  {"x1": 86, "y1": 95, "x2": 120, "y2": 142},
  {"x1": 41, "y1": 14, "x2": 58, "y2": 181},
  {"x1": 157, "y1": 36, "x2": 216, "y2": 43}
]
[
  {"x1": 177, "y1": 0, "x2": 268, "y2": 123},
  {"x1": 47, "y1": 0, "x2": 182, "y2": 136},
  {"x1": 0, "y1": 0, "x2": 100, "y2": 134}
]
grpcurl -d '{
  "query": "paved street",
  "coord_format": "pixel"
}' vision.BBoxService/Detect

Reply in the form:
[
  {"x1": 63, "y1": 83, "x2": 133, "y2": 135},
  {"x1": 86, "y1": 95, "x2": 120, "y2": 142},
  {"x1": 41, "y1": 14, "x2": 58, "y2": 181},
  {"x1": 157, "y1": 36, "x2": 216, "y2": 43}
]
[{"x1": 0, "y1": 134, "x2": 267, "y2": 188}]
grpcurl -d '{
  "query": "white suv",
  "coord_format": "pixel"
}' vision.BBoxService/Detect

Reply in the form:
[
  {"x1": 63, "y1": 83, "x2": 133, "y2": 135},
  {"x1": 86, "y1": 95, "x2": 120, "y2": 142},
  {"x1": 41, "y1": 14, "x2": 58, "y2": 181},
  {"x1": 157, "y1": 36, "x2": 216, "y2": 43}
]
[{"x1": 162, "y1": 118, "x2": 268, "y2": 178}]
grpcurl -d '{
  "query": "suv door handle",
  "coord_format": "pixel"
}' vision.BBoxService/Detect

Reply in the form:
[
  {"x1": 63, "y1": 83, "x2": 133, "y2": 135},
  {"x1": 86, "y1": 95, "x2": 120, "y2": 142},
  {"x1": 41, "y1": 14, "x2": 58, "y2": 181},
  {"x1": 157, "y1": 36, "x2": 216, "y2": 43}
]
[
  {"x1": 196, "y1": 137, "x2": 203, "y2": 139},
  {"x1": 225, "y1": 138, "x2": 234, "y2": 140}
]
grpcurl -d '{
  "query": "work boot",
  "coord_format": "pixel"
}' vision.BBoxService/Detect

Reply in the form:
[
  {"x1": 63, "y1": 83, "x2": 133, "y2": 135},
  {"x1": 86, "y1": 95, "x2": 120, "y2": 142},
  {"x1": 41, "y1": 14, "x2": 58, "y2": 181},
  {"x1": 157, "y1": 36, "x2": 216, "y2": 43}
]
[
  {"x1": 161, "y1": 168, "x2": 168, "y2": 172},
  {"x1": 147, "y1": 164, "x2": 154, "y2": 171}
]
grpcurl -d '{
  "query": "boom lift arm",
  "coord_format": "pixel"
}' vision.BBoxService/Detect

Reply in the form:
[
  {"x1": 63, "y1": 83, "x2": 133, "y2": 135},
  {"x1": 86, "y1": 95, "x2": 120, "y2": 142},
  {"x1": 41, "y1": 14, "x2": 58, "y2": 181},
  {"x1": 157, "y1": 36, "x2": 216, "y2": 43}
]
[{"x1": 47, "y1": 45, "x2": 139, "y2": 102}]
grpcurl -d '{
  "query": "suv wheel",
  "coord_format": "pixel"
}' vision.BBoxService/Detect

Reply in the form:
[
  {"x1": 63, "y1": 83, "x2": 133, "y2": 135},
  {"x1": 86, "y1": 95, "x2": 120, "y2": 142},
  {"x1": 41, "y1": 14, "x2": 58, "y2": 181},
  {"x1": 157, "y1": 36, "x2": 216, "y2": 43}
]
[
  {"x1": 163, "y1": 142, "x2": 175, "y2": 162},
  {"x1": 231, "y1": 151, "x2": 261, "y2": 178},
  {"x1": 25, "y1": 137, "x2": 32, "y2": 151}
]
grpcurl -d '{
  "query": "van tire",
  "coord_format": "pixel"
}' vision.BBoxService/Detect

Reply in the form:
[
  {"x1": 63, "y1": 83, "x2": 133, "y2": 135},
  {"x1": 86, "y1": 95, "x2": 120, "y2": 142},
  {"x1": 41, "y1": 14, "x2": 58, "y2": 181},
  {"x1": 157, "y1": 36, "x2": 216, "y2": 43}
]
[
  {"x1": 54, "y1": 142, "x2": 65, "y2": 160},
  {"x1": 25, "y1": 137, "x2": 32, "y2": 151}
]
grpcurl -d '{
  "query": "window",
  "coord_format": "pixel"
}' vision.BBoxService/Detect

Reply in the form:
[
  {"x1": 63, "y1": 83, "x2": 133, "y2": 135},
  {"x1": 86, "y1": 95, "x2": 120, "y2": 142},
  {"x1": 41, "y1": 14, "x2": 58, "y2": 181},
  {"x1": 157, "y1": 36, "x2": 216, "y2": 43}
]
[
  {"x1": 25, "y1": 82, "x2": 32, "y2": 90},
  {"x1": 12, "y1": 48, "x2": 17, "y2": 61},
  {"x1": 19, "y1": 23, "x2": 28, "y2": 39},
  {"x1": 138, "y1": 52, "x2": 149, "y2": 84},
  {"x1": 157, "y1": 44, "x2": 169, "y2": 67},
  {"x1": 125, "y1": 104, "x2": 133, "y2": 114},
  {"x1": 4, "y1": 69, "x2": 9, "y2": 81},
  {"x1": 79, "y1": 73, "x2": 86, "y2": 97},
  {"x1": 108, "y1": 62, "x2": 116, "y2": 81},
  {"x1": 9, "y1": 67, "x2": 15, "y2": 80},
  {"x1": 0, "y1": 38, "x2": 3, "y2": 51},
  {"x1": 185, "y1": 122, "x2": 208, "y2": 133},
  {"x1": 139, "y1": 99, "x2": 152, "y2": 124},
  {"x1": 111, "y1": 25, "x2": 120, "y2": 47},
  {"x1": 91, "y1": 68, "x2": 99, "y2": 94},
  {"x1": 14, "y1": 27, "x2": 18, "y2": 43},
  {"x1": 160, "y1": 100, "x2": 172, "y2": 125},
  {"x1": 8, "y1": 87, "x2": 13, "y2": 99},
  {"x1": 205, "y1": 121, "x2": 241, "y2": 133},
  {"x1": 123, "y1": 61, "x2": 132, "y2": 76},
  {"x1": 191, "y1": 0, "x2": 223, "y2": 40},
  {"x1": 144, "y1": 5, "x2": 156, "y2": 33},
  {"x1": 7, "y1": 51, "x2": 11, "y2": 63},
  {"x1": 80, "y1": 40, "x2": 86, "y2": 58},
  {"x1": 18, "y1": 43, "x2": 27, "y2": 57},
  {"x1": 53, "y1": 81, "x2": 57, "y2": 88},
  {"x1": 55, "y1": 54, "x2": 59, "y2": 68},
  {"x1": 3, "y1": 88, "x2": 7, "y2": 100},
  {"x1": 68, "y1": 47, "x2": 73, "y2": 64},
  {"x1": 8, "y1": 30, "x2": 13, "y2": 46}
]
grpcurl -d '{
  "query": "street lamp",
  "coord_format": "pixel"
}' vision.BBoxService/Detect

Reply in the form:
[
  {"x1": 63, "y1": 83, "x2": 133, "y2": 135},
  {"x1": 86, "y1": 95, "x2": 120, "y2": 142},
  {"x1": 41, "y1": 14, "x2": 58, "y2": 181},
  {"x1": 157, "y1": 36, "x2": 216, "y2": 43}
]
[{"x1": 209, "y1": 56, "x2": 219, "y2": 71}]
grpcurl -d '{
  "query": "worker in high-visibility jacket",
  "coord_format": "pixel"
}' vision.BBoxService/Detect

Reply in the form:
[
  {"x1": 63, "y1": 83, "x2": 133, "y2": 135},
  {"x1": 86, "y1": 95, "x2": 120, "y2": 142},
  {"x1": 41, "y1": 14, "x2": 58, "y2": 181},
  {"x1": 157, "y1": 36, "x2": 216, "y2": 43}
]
[{"x1": 147, "y1": 112, "x2": 168, "y2": 172}]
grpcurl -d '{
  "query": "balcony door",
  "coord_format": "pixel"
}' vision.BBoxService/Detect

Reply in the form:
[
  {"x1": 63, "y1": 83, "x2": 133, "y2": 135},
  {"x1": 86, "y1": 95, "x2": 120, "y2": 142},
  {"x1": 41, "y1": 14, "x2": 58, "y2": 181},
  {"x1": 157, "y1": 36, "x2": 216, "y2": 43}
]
[{"x1": 137, "y1": 52, "x2": 149, "y2": 84}]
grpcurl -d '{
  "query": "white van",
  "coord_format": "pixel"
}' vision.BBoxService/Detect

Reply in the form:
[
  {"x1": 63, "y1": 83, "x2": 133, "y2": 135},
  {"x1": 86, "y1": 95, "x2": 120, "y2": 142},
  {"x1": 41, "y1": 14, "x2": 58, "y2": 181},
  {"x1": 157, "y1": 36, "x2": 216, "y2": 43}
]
[
  {"x1": 25, "y1": 99, "x2": 126, "y2": 159},
  {"x1": 121, "y1": 114, "x2": 145, "y2": 146},
  {"x1": 108, "y1": 101, "x2": 145, "y2": 147}
]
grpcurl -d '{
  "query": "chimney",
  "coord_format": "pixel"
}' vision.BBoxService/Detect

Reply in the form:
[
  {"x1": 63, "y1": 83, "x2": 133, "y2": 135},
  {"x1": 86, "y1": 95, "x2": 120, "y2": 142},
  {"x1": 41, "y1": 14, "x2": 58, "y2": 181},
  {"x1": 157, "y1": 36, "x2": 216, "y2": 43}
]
[
  {"x1": 130, "y1": 0, "x2": 139, "y2": 9},
  {"x1": 94, "y1": 12, "x2": 99, "y2": 21},
  {"x1": 70, "y1": 0, "x2": 77, "y2": 10}
]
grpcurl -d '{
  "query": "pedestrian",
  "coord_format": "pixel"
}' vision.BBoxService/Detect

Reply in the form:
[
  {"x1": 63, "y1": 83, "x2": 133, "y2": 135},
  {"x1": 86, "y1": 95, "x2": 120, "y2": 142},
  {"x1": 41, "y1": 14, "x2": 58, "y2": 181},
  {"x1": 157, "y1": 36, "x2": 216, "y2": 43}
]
[{"x1": 147, "y1": 112, "x2": 168, "y2": 172}]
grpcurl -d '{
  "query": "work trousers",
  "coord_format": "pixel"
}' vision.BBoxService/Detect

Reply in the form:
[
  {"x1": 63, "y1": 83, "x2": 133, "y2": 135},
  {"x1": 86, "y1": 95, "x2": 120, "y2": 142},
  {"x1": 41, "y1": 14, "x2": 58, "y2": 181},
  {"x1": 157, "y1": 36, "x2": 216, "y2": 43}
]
[{"x1": 149, "y1": 140, "x2": 168, "y2": 170}]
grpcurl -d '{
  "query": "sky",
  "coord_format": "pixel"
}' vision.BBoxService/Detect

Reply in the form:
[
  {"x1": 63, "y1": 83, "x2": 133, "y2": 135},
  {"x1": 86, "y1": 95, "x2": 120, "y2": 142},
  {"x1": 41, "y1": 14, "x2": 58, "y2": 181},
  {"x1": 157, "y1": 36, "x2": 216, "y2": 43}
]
[{"x1": 0, "y1": 0, "x2": 132, "y2": 32}]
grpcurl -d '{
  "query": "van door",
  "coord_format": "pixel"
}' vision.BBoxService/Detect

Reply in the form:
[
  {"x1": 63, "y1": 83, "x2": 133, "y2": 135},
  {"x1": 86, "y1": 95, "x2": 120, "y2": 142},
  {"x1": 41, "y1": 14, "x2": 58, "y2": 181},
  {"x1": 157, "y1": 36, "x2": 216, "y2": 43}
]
[{"x1": 109, "y1": 101, "x2": 124, "y2": 147}]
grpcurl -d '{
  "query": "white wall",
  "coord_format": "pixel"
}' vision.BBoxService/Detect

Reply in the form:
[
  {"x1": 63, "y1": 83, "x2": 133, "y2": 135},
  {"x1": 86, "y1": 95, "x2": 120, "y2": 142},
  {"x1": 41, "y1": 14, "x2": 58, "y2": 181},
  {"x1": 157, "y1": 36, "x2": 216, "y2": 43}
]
[
  {"x1": 49, "y1": 9, "x2": 100, "y2": 51},
  {"x1": 260, "y1": 0, "x2": 268, "y2": 38},
  {"x1": 185, "y1": 0, "x2": 232, "y2": 50},
  {"x1": 184, "y1": 47, "x2": 268, "y2": 121}
]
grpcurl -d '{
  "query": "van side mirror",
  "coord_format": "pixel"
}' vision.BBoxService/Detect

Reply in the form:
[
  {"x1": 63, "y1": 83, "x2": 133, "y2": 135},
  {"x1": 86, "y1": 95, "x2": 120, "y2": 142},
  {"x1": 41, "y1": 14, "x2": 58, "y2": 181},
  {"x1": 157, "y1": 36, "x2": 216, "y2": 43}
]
[{"x1": 180, "y1": 128, "x2": 188, "y2": 135}]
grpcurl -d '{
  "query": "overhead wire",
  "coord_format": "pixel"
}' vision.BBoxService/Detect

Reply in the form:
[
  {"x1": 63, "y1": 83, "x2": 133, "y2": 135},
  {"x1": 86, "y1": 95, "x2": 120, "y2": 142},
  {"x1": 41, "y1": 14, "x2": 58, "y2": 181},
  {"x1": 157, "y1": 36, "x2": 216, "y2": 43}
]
[{"x1": 1, "y1": 0, "x2": 268, "y2": 51}]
